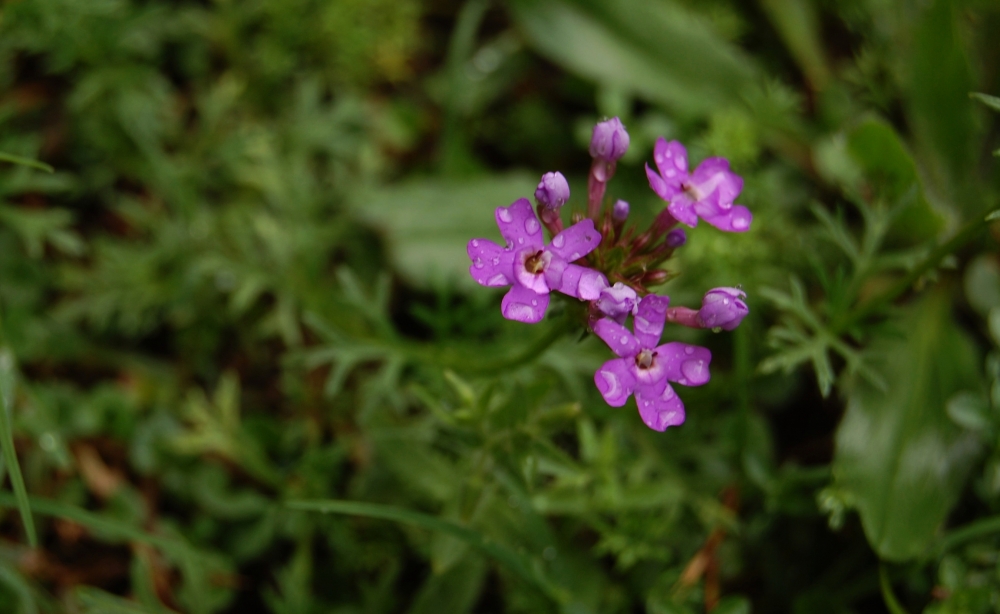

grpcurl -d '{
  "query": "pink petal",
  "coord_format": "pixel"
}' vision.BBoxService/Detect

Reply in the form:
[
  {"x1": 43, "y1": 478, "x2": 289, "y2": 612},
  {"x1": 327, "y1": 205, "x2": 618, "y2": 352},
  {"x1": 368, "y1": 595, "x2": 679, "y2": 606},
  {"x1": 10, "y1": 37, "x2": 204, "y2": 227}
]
[
  {"x1": 703, "y1": 204, "x2": 752, "y2": 233},
  {"x1": 593, "y1": 318, "x2": 640, "y2": 358},
  {"x1": 467, "y1": 238, "x2": 514, "y2": 287},
  {"x1": 496, "y1": 198, "x2": 544, "y2": 250},
  {"x1": 556, "y1": 264, "x2": 607, "y2": 300},
  {"x1": 667, "y1": 194, "x2": 699, "y2": 227},
  {"x1": 634, "y1": 383, "x2": 686, "y2": 431},
  {"x1": 548, "y1": 219, "x2": 602, "y2": 262},
  {"x1": 653, "y1": 138, "x2": 688, "y2": 186},
  {"x1": 501, "y1": 284, "x2": 549, "y2": 323},
  {"x1": 655, "y1": 342, "x2": 712, "y2": 386},
  {"x1": 632, "y1": 294, "x2": 670, "y2": 348},
  {"x1": 691, "y1": 158, "x2": 743, "y2": 209},
  {"x1": 594, "y1": 358, "x2": 636, "y2": 407}
]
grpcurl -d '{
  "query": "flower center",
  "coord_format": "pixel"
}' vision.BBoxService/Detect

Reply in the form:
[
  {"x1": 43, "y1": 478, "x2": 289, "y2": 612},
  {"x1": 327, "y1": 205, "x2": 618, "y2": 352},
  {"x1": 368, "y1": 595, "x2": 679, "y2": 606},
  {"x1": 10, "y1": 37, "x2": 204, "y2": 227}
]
[
  {"x1": 682, "y1": 182, "x2": 702, "y2": 201},
  {"x1": 524, "y1": 250, "x2": 546, "y2": 274},
  {"x1": 635, "y1": 349, "x2": 656, "y2": 369}
]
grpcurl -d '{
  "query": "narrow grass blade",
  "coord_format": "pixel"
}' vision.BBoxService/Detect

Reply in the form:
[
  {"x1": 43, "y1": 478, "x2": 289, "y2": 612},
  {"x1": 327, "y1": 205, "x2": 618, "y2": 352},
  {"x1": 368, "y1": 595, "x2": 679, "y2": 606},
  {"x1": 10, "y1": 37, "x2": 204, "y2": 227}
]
[
  {"x1": 75, "y1": 586, "x2": 160, "y2": 614},
  {"x1": 0, "y1": 349, "x2": 37, "y2": 547},
  {"x1": 287, "y1": 499, "x2": 568, "y2": 604},
  {"x1": 0, "y1": 152, "x2": 53, "y2": 173}
]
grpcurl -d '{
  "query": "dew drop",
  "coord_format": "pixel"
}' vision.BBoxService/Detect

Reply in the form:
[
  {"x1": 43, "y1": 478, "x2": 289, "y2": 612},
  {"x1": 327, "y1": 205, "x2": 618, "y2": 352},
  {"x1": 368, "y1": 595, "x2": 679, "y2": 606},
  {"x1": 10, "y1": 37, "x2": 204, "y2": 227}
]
[
  {"x1": 486, "y1": 274, "x2": 507, "y2": 286},
  {"x1": 600, "y1": 371, "x2": 621, "y2": 398},
  {"x1": 471, "y1": 239, "x2": 479, "y2": 248},
  {"x1": 492, "y1": 257, "x2": 500, "y2": 265},
  {"x1": 722, "y1": 298, "x2": 730, "y2": 306},
  {"x1": 524, "y1": 218, "x2": 540, "y2": 234},
  {"x1": 531, "y1": 299, "x2": 538, "y2": 306},
  {"x1": 585, "y1": 234, "x2": 592, "y2": 242},
  {"x1": 620, "y1": 336, "x2": 630, "y2": 345},
  {"x1": 473, "y1": 257, "x2": 484, "y2": 269},
  {"x1": 666, "y1": 169, "x2": 675, "y2": 177},
  {"x1": 518, "y1": 237, "x2": 524, "y2": 244},
  {"x1": 732, "y1": 213, "x2": 749, "y2": 230},
  {"x1": 684, "y1": 346, "x2": 694, "y2": 355},
  {"x1": 552, "y1": 234, "x2": 565, "y2": 248},
  {"x1": 662, "y1": 386, "x2": 675, "y2": 400},
  {"x1": 570, "y1": 252, "x2": 580, "y2": 261},
  {"x1": 498, "y1": 208, "x2": 513, "y2": 222}
]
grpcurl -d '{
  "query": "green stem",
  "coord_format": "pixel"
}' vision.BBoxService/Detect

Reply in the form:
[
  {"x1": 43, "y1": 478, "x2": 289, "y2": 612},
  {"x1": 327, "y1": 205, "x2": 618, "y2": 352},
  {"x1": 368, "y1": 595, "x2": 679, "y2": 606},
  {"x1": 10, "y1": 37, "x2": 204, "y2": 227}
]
[
  {"x1": 933, "y1": 514, "x2": 1000, "y2": 556},
  {"x1": 879, "y1": 565, "x2": 910, "y2": 614},
  {"x1": 429, "y1": 315, "x2": 575, "y2": 374},
  {"x1": 835, "y1": 210, "x2": 997, "y2": 334}
]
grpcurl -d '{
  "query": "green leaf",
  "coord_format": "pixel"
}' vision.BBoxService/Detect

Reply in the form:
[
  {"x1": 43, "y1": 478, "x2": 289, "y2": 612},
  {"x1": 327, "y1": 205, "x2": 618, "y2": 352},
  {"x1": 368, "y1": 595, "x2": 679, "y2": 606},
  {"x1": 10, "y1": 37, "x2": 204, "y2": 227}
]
[
  {"x1": 0, "y1": 152, "x2": 53, "y2": 173},
  {"x1": 833, "y1": 291, "x2": 983, "y2": 561},
  {"x1": 909, "y1": 0, "x2": 976, "y2": 184},
  {"x1": 758, "y1": 0, "x2": 829, "y2": 92},
  {"x1": 506, "y1": 0, "x2": 756, "y2": 116},
  {"x1": 287, "y1": 499, "x2": 568, "y2": 604},
  {"x1": 354, "y1": 173, "x2": 537, "y2": 283},
  {"x1": 0, "y1": 349, "x2": 37, "y2": 547},
  {"x1": 75, "y1": 587, "x2": 160, "y2": 614},
  {"x1": 970, "y1": 92, "x2": 1000, "y2": 113}
]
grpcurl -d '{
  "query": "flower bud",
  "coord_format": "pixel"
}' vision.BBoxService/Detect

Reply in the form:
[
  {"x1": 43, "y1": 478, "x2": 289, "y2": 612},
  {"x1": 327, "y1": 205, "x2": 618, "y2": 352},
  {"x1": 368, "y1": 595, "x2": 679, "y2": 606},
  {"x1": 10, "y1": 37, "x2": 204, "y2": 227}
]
[
  {"x1": 666, "y1": 228, "x2": 687, "y2": 248},
  {"x1": 596, "y1": 282, "x2": 638, "y2": 324},
  {"x1": 698, "y1": 287, "x2": 748, "y2": 331},
  {"x1": 534, "y1": 171, "x2": 570, "y2": 210},
  {"x1": 589, "y1": 117, "x2": 629, "y2": 162},
  {"x1": 612, "y1": 200, "x2": 630, "y2": 222}
]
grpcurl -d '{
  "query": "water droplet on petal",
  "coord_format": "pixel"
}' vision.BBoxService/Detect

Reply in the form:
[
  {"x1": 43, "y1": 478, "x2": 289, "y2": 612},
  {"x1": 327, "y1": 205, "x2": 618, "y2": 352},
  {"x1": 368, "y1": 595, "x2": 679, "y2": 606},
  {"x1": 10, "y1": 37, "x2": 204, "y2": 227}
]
[
  {"x1": 552, "y1": 234, "x2": 565, "y2": 248},
  {"x1": 662, "y1": 386, "x2": 675, "y2": 400},
  {"x1": 471, "y1": 239, "x2": 479, "y2": 247},
  {"x1": 498, "y1": 208, "x2": 513, "y2": 222},
  {"x1": 531, "y1": 299, "x2": 537, "y2": 306},
  {"x1": 525, "y1": 217, "x2": 540, "y2": 234},
  {"x1": 486, "y1": 274, "x2": 507, "y2": 286},
  {"x1": 474, "y1": 257, "x2": 484, "y2": 269},
  {"x1": 518, "y1": 237, "x2": 524, "y2": 244},
  {"x1": 492, "y1": 257, "x2": 500, "y2": 265},
  {"x1": 570, "y1": 252, "x2": 580, "y2": 260},
  {"x1": 684, "y1": 346, "x2": 694, "y2": 355},
  {"x1": 585, "y1": 234, "x2": 592, "y2": 242},
  {"x1": 600, "y1": 371, "x2": 621, "y2": 399},
  {"x1": 732, "y1": 213, "x2": 749, "y2": 230},
  {"x1": 620, "y1": 336, "x2": 629, "y2": 344},
  {"x1": 666, "y1": 169, "x2": 675, "y2": 177}
]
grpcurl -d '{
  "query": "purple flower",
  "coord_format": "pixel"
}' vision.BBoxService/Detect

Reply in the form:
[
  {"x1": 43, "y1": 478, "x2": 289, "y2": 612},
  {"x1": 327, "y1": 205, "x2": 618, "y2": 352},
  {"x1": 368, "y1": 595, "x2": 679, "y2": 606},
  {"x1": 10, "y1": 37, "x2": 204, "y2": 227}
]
[
  {"x1": 535, "y1": 171, "x2": 570, "y2": 210},
  {"x1": 612, "y1": 199, "x2": 630, "y2": 222},
  {"x1": 596, "y1": 282, "x2": 638, "y2": 324},
  {"x1": 698, "y1": 287, "x2": 748, "y2": 331},
  {"x1": 665, "y1": 228, "x2": 687, "y2": 248},
  {"x1": 590, "y1": 117, "x2": 630, "y2": 162},
  {"x1": 468, "y1": 198, "x2": 606, "y2": 323},
  {"x1": 645, "y1": 138, "x2": 752, "y2": 232},
  {"x1": 593, "y1": 295, "x2": 711, "y2": 431}
]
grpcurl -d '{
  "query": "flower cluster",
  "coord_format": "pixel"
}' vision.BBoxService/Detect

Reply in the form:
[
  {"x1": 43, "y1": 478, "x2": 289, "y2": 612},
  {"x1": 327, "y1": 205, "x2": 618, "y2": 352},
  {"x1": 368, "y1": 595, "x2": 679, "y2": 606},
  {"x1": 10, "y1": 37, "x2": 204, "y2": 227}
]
[{"x1": 467, "y1": 118, "x2": 751, "y2": 431}]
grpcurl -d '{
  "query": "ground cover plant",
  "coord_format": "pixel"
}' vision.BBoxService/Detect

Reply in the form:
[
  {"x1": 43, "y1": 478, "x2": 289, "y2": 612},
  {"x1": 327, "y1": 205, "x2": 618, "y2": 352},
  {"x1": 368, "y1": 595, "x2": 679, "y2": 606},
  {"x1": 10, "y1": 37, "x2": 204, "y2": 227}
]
[{"x1": 0, "y1": 0, "x2": 999, "y2": 612}]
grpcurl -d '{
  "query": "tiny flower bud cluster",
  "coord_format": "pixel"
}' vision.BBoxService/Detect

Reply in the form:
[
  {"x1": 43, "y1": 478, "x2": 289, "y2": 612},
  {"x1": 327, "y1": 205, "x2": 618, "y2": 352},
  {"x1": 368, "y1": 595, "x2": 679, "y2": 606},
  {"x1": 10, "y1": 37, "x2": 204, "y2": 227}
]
[{"x1": 467, "y1": 118, "x2": 752, "y2": 431}]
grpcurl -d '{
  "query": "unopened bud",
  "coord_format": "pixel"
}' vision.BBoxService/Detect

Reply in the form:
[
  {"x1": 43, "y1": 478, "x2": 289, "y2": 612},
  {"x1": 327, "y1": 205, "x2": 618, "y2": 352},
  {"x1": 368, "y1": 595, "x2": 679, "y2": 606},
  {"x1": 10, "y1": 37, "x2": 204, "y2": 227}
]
[
  {"x1": 612, "y1": 200, "x2": 630, "y2": 222},
  {"x1": 534, "y1": 171, "x2": 570, "y2": 209},
  {"x1": 666, "y1": 228, "x2": 687, "y2": 248},
  {"x1": 643, "y1": 269, "x2": 669, "y2": 284},
  {"x1": 698, "y1": 287, "x2": 749, "y2": 331},
  {"x1": 589, "y1": 117, "x2": 629, "y2": 162}
]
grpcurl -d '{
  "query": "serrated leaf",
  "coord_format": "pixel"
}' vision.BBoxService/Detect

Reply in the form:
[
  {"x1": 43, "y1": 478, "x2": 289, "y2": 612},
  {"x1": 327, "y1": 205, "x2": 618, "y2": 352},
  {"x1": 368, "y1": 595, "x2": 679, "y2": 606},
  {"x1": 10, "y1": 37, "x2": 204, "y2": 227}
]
[{"x1": 833, "y1": 291, "x2": 983, "y2": 561}]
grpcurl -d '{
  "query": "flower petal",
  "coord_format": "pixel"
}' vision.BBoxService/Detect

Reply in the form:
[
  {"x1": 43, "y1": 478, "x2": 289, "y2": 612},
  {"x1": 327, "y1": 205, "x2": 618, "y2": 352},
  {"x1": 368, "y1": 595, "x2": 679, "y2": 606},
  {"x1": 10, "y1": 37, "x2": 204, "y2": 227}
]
[
  {"x1": 496, "y1": 198, "x2": 544, "y2": 250},
  {"x1": 632, "y1": 294, "x2": 670, "y2": 348},
  {"x1": 501, "y1": 284, "x2": 549, "y2": 323},
  {"x1": 548, "y1": 219, "x2": 602, "y2": 262},
  {"x1": 667, "y1": 194, "x2": 699, "y2": 227},
  {"x1": 702, "y1": 204, "x2": 752, "y2": 233},
  {"x1": 556, "y1": 264, "x2": 607, "y2": 300},
  {"x1": 655, "y1": 342, "x2": 712, "y2": 386},
  {"x1": 467, "y1": 238, "x2": 514, "y2": 287},
  {"x1": 691, "y1": 157, "x2": 742, "y2": 209},
  {"x1": 593, "y1": 318, "x2": 641, "y2": 358},
  {"x1": 652, "y1": 138, "x2": 688, "y2": 188},
  {"x1": 594, "y1": 358, "x2": 636, "y2": 407},
  {"x1": 634, "y1": 383, "x2": 686, "y2": 431}
]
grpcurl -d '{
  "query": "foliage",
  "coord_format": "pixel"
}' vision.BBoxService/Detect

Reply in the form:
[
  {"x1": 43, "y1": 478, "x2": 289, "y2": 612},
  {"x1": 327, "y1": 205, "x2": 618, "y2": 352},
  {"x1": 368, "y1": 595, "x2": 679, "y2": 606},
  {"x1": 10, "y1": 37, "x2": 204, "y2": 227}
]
[{"x1": 0, "y1": 0, "x2": 998, "y2": 612}]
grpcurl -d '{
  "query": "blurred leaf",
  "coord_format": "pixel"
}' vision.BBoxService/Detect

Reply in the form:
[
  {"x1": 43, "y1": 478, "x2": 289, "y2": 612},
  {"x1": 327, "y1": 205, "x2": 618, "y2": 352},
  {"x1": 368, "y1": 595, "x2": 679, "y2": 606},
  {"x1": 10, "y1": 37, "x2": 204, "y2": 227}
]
[
  {"x1": 833, "y1": 291, "x2": 983, "y2": 561},
  {"x1": 909, "y1": 0, "x2": 976, "y2": 186},
  {"x1": 287, "y1": 499, "x2": 569, "y2": 604},
  {"x1": 758, "y1": 0, "x2": 829, "y2": 92},
  {"x1": 970, "y1": 92, "x2": 1000, "y2": 113},
  {"x1": 355, "y1": 173, "x2": 537, "y2": 283},
  {"x1": 0, "y1": 152, "x2": 53, "y2": 173},
  {"x1": 507, "y1": 0, "x2": 757, "y2": 116},
  {"x1": 963, "y1": 255, "x2": 1000, "y2": 314},
  {"x1": 0, "y1": 350, "x2": 36, "y2": 547},
  {"x1": 75, "y1": 586, "x2": 159, "y2": 614}
]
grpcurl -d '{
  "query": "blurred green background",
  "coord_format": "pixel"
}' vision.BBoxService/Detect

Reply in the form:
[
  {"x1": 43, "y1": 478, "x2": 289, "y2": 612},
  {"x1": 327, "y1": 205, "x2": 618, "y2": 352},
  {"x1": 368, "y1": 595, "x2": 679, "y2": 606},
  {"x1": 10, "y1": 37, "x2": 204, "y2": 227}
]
[{"x1": 0, "y1": 0, "x2": 999, "y2": 612}]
